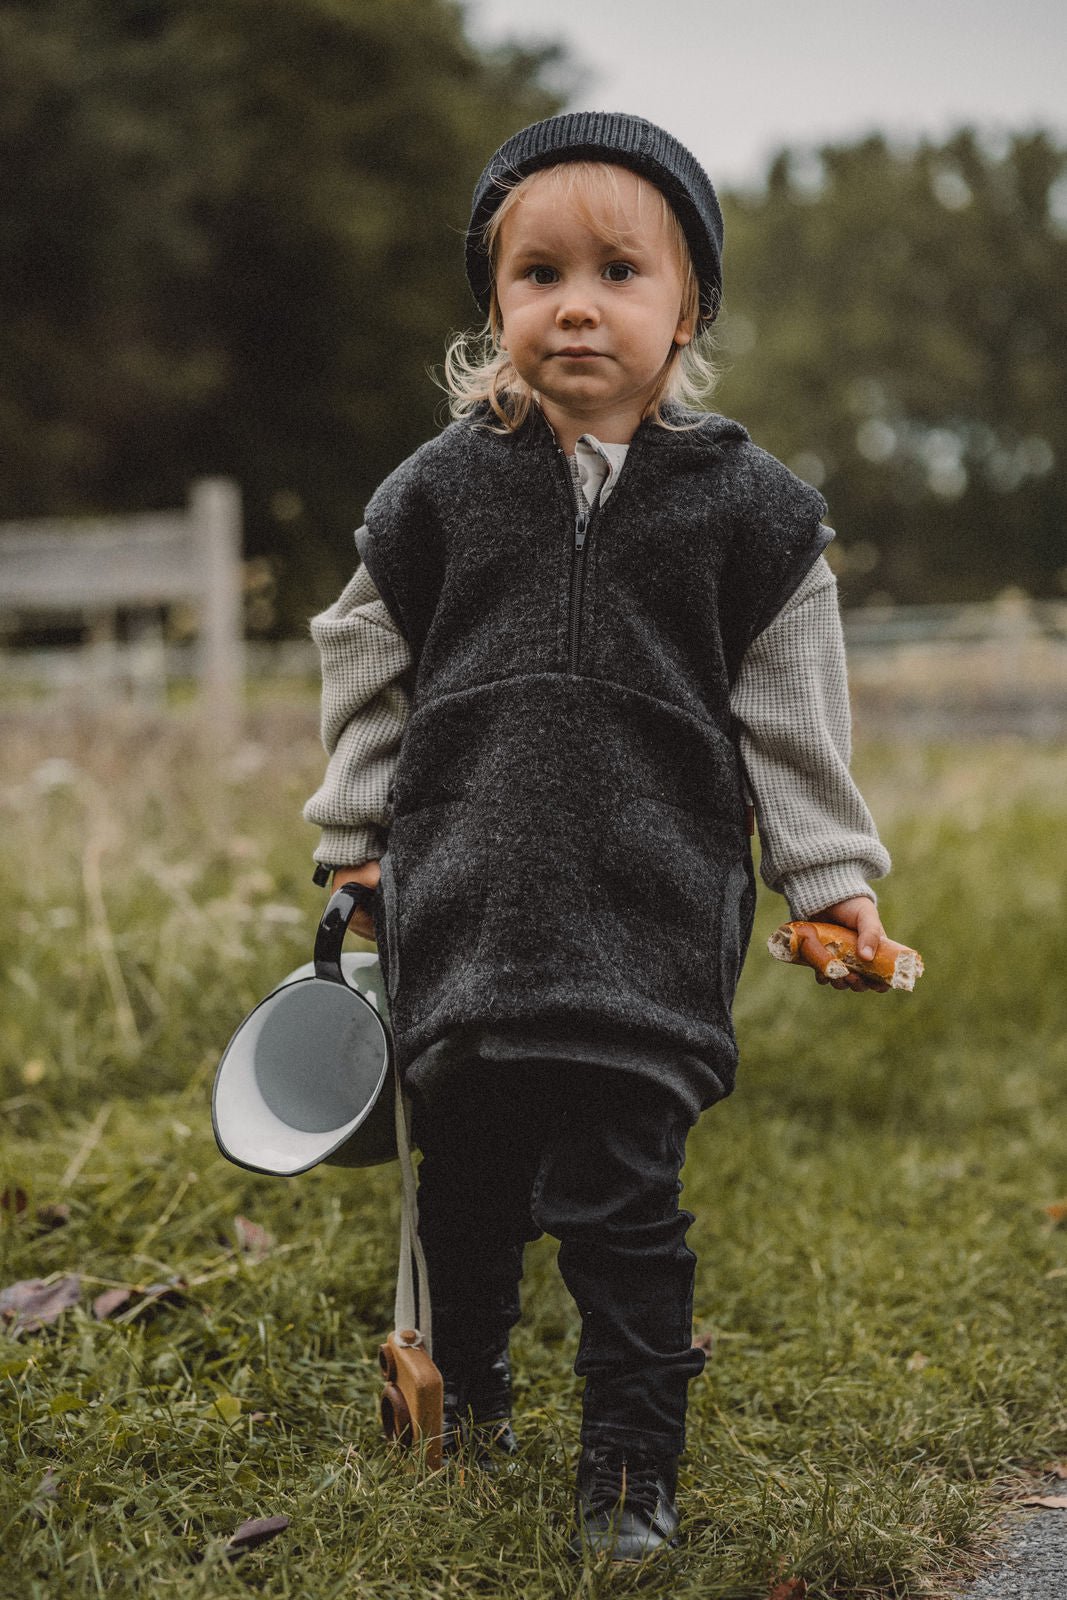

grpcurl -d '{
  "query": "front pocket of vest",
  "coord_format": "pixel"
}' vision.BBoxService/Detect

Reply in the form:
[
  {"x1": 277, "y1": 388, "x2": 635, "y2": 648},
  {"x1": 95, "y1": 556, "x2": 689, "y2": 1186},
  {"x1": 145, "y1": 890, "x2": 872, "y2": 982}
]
[
  {"x1": 594, "y1": 795, "x2": 744, "y2": 1017},
  {"x1": 383, "y1": 800, "x2": 489, "y2": 1027}
]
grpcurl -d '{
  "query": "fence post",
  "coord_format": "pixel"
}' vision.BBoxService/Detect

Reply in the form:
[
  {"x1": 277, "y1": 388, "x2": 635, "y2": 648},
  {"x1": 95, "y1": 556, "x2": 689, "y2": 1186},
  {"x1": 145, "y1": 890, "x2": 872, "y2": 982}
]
[
  {"x1": 190, "y1": 478, "x2": 243, "y2": 740},
  {"x1": 86, "y1": 608, "x2": 120, "y2": 698}
]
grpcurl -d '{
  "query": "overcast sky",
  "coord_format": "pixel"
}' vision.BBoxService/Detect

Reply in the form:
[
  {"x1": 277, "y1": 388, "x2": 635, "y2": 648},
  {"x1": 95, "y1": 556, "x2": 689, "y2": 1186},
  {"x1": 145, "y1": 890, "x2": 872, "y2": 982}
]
[{"x1": 468, "y1": 0, "x2": 1067, "y2": 189}]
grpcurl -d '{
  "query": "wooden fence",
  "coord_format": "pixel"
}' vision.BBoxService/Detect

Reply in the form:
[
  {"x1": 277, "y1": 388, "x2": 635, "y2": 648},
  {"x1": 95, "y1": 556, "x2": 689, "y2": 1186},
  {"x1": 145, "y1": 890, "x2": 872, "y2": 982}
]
[
  {"x1": 0, "y1": 479, "x2": 242, "y2": 734},
  {"x1": 2, "y1": 520, "x2": 1065, "y2": 738},
  {"x1": 843, "y1": 590, "x2": 1067, "y2": 738}
]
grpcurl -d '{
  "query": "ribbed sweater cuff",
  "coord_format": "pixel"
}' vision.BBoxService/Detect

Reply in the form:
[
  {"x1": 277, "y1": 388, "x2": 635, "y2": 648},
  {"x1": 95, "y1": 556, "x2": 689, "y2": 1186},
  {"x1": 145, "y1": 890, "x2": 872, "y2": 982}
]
[
  {"x1": 312, "y1": 824, "x2": 388, "y2": 868},
  {"x1": 780, "y1": 861, "x2": 879, "y2": 922}
]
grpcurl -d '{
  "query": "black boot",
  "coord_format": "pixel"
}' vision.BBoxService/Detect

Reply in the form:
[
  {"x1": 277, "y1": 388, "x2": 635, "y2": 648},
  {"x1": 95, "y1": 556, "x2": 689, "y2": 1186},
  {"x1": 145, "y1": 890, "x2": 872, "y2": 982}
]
[
  {"x1": 438, "y1": 1335, "x2": 519, "y2": 1468},
  {"x1": 568, "y1": 1442, "x2": 680, "y2": 1561},
  {"x1": 465, "y1": 1341, "x2": 519, "y2": 1460}
]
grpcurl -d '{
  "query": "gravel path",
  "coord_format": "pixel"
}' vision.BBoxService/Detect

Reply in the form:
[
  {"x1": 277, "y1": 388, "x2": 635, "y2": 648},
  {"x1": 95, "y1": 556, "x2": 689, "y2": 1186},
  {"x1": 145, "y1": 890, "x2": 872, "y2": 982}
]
[{"x1": 946, "y1": 1475, "x2": 1067, "y2": 1600}]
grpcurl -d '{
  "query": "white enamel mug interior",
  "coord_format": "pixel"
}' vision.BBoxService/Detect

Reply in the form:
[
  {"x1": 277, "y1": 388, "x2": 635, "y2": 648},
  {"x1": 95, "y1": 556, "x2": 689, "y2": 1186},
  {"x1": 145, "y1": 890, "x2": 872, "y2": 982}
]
[{"x1": 213, "y1": 950, "x2": 395, "y2": 1175}]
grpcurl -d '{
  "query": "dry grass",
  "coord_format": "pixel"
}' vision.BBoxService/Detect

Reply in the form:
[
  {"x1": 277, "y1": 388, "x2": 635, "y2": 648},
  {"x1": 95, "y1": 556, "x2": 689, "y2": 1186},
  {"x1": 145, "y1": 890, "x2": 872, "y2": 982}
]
[{"x1": 1, "y1": 700, "x2": 1065, "y2": 1598}]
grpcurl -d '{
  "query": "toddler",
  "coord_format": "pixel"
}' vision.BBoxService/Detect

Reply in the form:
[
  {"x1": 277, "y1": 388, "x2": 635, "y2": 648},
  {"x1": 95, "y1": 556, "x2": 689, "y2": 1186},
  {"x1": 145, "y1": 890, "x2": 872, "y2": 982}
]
[{"x1": 304, "y1": 112, "x2": 893, "y2": 1561}]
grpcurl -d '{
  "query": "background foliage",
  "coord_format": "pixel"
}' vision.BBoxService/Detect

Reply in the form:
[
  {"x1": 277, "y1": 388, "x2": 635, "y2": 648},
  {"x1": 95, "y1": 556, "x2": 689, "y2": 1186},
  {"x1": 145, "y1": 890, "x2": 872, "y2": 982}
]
[
  {"x1": 0, "y1": 0, "x2": 1064, "y2": 625},
  {"x1": 715, "y1": 128, "x2": 1067, "y2": 606},
  {"x1": 0, "y1": 0, "x2": 564, "y2": 625}
]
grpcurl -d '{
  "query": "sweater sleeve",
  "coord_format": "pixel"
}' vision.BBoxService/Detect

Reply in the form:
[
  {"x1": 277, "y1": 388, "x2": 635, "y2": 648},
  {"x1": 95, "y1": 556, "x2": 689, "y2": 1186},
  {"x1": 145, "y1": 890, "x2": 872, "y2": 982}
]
[
  {"x1": 302, "y1": 539, "x2": 414, "y2": 866},
  {"x1": 730, "y1": 551, "x2": 892, "y2": 919}
]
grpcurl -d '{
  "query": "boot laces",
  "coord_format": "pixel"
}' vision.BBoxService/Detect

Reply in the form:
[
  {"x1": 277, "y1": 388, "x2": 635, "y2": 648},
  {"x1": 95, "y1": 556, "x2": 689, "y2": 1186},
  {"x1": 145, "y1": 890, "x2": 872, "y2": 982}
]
[{"x1": 583, "y1": 1444, "x2": 665, "y2": 1522}]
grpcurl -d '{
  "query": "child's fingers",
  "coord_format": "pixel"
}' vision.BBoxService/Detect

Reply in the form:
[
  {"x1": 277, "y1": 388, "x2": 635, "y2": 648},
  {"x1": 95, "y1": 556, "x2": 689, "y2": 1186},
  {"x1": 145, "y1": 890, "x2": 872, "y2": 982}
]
[
  {"x1": 329, "y1": 864, "x2": 381, "y2": 942},
  {"x1": 844, "y1": 972, "x2": 890, "y2": 993},
  {"x1": 344, "y1": 907, "x2": 377, "y2": 941},
  {"x1": 854, "y1": 902, "x2": 886, "y2": 962},
  {"x1": 815, "y1": 968, "x2": 889, "y2": 994}
]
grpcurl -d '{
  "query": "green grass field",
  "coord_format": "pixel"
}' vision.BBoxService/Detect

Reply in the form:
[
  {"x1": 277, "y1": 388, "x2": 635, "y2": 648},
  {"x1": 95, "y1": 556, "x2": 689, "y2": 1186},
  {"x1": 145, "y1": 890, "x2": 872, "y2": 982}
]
[{"x1": 1, "y1": 705, "x2": 1065, "y2": 1599}]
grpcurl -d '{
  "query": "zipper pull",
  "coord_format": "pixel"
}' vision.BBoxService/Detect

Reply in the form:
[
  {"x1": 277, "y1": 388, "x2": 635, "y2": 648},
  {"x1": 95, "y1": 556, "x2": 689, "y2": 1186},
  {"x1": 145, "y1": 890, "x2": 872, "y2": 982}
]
[{"x1": 575, "y1": 510, "x2": 589, "y2": 551}]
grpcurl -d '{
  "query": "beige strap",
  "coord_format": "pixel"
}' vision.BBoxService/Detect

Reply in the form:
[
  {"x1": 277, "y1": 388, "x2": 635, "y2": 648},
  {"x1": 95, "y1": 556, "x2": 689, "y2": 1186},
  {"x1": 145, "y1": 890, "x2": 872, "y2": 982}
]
[{"x1": 392, "y1": 1056, "x2": 433, "y2": 1356}]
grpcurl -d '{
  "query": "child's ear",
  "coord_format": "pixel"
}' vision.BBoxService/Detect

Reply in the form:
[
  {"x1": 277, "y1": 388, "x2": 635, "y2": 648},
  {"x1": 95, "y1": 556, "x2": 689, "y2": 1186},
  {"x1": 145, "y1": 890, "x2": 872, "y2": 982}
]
[{"x1": 673, "y1": 319, "x2": 693, "y2": 349}]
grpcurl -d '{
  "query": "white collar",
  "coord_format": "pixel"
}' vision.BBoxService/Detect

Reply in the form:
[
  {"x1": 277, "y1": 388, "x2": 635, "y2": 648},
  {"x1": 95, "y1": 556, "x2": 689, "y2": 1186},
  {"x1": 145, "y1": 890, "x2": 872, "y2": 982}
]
[{"x1": 571, "y1": 434, "x2": 630, "y2": 508}]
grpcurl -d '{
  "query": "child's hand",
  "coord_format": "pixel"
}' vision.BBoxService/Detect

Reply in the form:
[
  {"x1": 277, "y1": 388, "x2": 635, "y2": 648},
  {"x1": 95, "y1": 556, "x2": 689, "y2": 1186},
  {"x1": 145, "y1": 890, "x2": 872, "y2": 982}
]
[
  {"x1": 329, "y1": 861, "x2": 381, "y2": 942},
  {"x1": 807, "y1": 896, "x2": 890, "y2": 993}
]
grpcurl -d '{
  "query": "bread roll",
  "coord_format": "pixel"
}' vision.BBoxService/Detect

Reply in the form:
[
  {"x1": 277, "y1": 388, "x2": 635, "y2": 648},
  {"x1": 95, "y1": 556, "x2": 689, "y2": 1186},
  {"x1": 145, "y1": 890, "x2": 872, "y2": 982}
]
[{"x1": 767, "y1": 921, "x2": 924, "y2": 991}]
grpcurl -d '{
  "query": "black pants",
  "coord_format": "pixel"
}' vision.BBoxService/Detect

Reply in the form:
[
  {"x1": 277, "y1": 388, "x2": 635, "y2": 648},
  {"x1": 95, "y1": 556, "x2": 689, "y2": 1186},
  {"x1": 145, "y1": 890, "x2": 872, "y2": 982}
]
[{"x1": 409, "y1": 1059, "x2": 707, "y2": 1455}]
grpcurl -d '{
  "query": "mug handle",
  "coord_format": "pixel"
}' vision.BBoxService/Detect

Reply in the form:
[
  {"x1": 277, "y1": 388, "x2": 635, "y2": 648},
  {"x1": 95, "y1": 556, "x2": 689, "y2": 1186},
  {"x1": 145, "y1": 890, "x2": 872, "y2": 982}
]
[{"x1": 314, "y1": 882, "x2": 377, "y2": 986}]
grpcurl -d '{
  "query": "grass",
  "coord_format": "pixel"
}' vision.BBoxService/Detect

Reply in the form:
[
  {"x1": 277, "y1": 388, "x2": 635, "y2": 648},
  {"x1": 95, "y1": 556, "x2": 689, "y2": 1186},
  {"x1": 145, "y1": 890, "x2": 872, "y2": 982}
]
[{"x1": 1, "y1": 703, "x2": 1065, "y2": 1598}]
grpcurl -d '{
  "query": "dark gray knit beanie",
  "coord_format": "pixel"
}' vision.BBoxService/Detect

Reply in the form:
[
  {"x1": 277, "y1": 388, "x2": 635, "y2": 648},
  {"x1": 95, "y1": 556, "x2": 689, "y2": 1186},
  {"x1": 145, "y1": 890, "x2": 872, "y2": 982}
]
[{"x1": 466, "y1": 111, "x2": 725, "y2": 325}]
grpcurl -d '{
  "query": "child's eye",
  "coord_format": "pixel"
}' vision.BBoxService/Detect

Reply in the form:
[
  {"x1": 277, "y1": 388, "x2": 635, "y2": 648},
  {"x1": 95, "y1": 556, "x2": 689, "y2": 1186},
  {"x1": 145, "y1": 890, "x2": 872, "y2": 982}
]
[
  {"x1": 526, "y1": 265, "x2": 558, "y2": 285},
  {"x1": 604, "y1": 262, "x2": 636, "y2": 282}
]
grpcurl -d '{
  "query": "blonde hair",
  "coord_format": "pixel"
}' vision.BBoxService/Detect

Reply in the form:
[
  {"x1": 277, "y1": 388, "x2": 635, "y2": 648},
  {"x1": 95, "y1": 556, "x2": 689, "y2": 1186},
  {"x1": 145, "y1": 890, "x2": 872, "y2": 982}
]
[{"x1": 442, "y1": 162, "x2": 721, "y2": 432}]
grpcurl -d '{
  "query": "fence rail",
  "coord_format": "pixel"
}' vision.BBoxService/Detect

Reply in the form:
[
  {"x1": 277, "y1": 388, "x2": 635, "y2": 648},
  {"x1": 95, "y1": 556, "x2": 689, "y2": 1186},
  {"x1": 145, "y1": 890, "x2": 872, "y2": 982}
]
[
  {"x1": 1, "y1": 587, "x2": 1065, "y2": 738},
  {"x1": 843, "y1": 595, "x2": 1067, "y2": 651},
  {"x1": 0, "y1": 480, "x2": 243, "y2": 734},
  {"x1": 1, "y1": 515, "x2": 197, "y2": 607}
]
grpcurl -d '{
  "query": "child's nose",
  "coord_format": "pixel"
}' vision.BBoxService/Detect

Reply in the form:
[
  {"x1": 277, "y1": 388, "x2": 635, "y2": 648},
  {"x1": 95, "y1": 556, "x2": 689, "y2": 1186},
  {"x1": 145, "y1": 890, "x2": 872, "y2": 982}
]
[{"x1": 555, "y1": 292, "x2": 600, "y2": 328}]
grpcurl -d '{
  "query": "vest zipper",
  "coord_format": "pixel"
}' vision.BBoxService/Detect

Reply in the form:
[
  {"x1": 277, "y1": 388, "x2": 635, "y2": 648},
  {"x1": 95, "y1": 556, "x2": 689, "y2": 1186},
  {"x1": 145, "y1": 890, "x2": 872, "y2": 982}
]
[{"x1": 569, "y1": 508, "x2": 590, "y2": 673}]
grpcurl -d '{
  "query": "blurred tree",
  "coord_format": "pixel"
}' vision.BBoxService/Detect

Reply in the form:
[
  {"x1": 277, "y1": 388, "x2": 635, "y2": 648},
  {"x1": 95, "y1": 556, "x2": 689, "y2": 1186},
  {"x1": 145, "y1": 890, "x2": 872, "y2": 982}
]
[
  {"x1": 3, "y1": 13, "x2": 1063, "y2": 618},
  {"x1": 0, "y1": 0, "x2": 566, "y2": 624},
  {"x1": 715, "y1": 127, "x2": 1067, "y2": 605}
]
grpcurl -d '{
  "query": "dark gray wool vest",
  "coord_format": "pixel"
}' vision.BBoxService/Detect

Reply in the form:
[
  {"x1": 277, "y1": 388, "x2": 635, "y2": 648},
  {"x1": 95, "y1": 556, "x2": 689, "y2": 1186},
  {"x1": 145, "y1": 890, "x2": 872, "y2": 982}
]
[{"x1": 359, "y1": 401, "x2": 830, "y2": 1114}]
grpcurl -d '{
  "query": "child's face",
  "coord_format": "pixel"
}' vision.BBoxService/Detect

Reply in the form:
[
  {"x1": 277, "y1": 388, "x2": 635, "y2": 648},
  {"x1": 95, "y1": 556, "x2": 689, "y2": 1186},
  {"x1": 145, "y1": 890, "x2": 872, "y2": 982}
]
[{"x1": 493, "y1": 167, "x2": 693, "y2": 447}]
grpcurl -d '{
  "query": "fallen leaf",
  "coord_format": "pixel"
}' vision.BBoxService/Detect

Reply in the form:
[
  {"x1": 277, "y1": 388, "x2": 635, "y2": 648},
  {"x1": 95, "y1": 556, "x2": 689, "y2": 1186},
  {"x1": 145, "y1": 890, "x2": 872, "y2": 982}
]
[
  {"x1": 35, "y1": 1203, "x2": 71, "y2": 1232},
  {"x1": 49, "y1": 1392, "x2": 89, "y2": 1415},
  {"x1": 906, "y1": 1350, "x2": 929, "y2": 1371},
  {"x1": 205, "y1": 1393, "x2": 243, "y2": 1425},
  {"x1": 692, "y1": 1331, "x2": 715, "y2": 1353},
  {"x1": 1020, "y1": 1495, "x2": 1067, "y2": 1509},
  {"x1": 768, "y1": 1579, "x2": 807, "y2": 1600},
  {"x1": 234, "y1": 1216, "x2": 274, "y2": 1258},
  {"x1": 93, "y1": 1288, "x2": 133, "y2": 1320},
  {"x1": 1043, "y1": 1201, "x2": 1067, "y2": 1225},
  {"x1": 0, "y1": 1187, "x2": 28, "y2": 1217},
  {"x1": 1047, "y1": 1464, "x2": 1067, "y2": 1479},
  {"x1": 226, "y1": 1514, "x2": 290, "y2": 1554},
  {"x1": 22, "y1": 1058, "x2": 46, "y2": 1085},
  {"x1": 248, "y1": 1411, "x2": 269, "y2": 1423},
  {"x1": 0, "y1": 1275, "x2": 81, "y2": 1333},
  {"x1": 92, "y1": 1278, "x2": 188, "y2": 1323}
]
